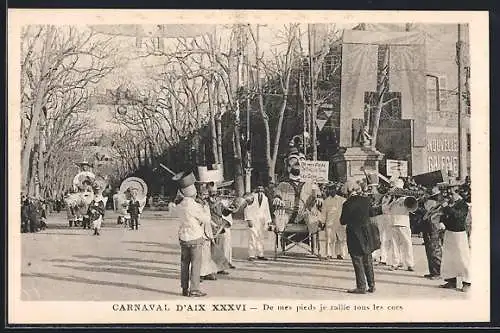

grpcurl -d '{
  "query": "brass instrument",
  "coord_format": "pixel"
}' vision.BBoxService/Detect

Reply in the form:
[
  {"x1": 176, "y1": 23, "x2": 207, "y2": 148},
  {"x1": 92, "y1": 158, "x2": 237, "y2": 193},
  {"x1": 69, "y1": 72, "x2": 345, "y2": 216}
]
[
  {"x1": 383, "y1": 191, "x2": 419, "y2": 213},
  {"x1": 225, "y1": 192, "x2": 255, "y2": 213}
]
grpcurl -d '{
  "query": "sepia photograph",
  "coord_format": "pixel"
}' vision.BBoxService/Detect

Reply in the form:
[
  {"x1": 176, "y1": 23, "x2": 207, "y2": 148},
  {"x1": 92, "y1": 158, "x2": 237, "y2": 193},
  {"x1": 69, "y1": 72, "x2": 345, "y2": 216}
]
[{"x1": 7, "y1": 10, "x2": 489, "y2": 324}]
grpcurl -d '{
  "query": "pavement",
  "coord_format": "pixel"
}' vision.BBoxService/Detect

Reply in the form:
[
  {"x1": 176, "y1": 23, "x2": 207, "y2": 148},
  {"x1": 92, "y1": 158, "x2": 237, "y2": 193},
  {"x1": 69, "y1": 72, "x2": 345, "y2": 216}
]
[{"x1": 21, "y1": 210, "x2": 468, "y2": 301}]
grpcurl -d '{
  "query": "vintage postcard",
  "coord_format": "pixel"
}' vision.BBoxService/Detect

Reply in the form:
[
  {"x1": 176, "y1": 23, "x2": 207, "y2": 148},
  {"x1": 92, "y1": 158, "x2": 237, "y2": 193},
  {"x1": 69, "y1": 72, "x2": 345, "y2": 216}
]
[{"x1": 8, "y1": 9, "x2": 489, "y2": 325}]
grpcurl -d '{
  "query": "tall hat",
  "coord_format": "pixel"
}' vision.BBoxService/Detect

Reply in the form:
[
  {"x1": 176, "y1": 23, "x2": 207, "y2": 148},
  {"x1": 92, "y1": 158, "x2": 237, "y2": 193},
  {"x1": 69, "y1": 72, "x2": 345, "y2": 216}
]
[
  {"x1": 172, "y1": 171, "x2": 197, "y2": 197},
  {"x1": 366, "y1": 172, "x2": 379, "y2": 187},
  {"x1": 197, "y1": 164, "x2": 234, "y2": 188}
]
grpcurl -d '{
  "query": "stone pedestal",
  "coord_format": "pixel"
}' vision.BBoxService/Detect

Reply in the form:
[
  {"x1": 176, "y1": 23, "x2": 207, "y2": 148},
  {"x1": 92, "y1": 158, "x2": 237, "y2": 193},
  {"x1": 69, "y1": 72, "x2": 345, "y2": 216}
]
[{"x1": 331, "y1": 147, "x2": 384, "y2": 182}]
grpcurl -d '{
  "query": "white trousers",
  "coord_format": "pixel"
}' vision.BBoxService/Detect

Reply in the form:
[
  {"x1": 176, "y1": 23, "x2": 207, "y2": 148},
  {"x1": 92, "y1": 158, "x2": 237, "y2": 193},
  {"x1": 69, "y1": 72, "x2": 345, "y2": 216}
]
[
  {"x1": 324, "y1": 225, "x2": 347, "y2": 258},
  {"x1": 92, "y1": 217, "x2": 102, "y2": 230},
  {"x1": 442, "y1": 230, "x2": 471, "y2": 283},
  {"x1": 220, "y1": 228, "x2": 232, "y2": 264},
  {"x1": 372, "y1": 216, "x2": 391, "y2": 263},
  {"x1": 248, "y1": 222, "x2": 265, "y2": 258},
  {"x1": 388, "y1": 226, "x2": 414, "y2": 268},
  {"x1": 200, "y1": 239, "x2": 218, "y2": 276}
]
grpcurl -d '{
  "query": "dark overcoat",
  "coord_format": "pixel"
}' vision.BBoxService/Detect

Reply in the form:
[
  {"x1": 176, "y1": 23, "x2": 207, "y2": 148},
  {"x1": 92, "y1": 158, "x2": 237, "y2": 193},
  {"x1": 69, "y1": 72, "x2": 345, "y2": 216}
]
[{"x1": 340, "y1": 195, "x2": 381, "y2": 256}]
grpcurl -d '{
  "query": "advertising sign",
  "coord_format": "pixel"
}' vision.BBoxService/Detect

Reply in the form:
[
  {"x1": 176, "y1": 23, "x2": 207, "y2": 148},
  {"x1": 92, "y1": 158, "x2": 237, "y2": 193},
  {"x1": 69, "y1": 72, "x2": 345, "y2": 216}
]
[
  {"x1": 427, "y1": 133, "x2": 459, "y2": 177},
  {"x1": 299, "y1": 160, "x2": 329, "y2": 183},
  {"x1": 386, "y1": 159, "x2": 408, "y2": 177}
]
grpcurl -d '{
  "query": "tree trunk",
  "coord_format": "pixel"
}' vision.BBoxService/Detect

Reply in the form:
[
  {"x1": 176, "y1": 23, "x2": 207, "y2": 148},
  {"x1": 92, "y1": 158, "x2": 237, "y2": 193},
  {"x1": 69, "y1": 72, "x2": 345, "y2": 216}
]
[
  {"x1": 269, "y1": 94, "x2": 289, "y2": 182},
  {"x1": 232, "y1": 112, "x2": 245, "y2": 196},
  {"x1": 21, "y1": 27, "x2": 54, "y2": 192},
  {"x1": 371, "y1": 46, "x2": 390, "y2": 148},
  {"x1": 254, "y1": 24, "x2": 272, "y2": 182},
  {"x1": 216, "y1": 117, "x2": 223, "y2": 167},
  {"x1": 207, "y1": 79, "x2": 219, "y2": 164}
]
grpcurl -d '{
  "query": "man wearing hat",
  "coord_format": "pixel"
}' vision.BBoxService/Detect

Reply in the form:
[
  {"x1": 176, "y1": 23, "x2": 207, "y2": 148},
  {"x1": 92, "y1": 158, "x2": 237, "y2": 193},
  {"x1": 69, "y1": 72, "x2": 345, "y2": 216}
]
[
  {"x1": 340, "y1": 180, "x2": 380, "y2": 294},
  {"x1": 127, "y1": 189, "x2": 141, "y2": 230},
  {"x1": 173, "y1": 171, "x2": 208, "y2": 297},
  {"x1": 421, "y1": 186, "x2": 445, "y2": 280},
  {"x1": 244, "y1": 183, "x2": 272, "y2": 261},
  {"x1": 382, "y1": 177, "x2": 415, "y2": 272}
]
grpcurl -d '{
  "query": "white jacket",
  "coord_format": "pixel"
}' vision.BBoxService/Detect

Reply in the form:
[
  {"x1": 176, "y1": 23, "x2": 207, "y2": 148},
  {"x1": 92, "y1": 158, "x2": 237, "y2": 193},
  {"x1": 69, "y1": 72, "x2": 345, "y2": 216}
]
[
  {"x1": 321, "y1": 196, "x2": 345, "y2": 227},
  {"x1": 244, "y1": 192, "x2": 272, "y2": 226},
  {"x1": 177, "y1": 197, "x2": 211, "y2": 242},
  {"x1": 382, "y1": 197, "x2": 410, "y2": 228}
]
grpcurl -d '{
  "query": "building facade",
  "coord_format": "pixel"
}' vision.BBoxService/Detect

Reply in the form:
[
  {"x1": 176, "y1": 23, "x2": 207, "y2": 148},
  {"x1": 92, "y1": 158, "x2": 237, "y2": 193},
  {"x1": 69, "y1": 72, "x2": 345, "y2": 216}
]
[{"x1": 329, "y1": 23, "x2": 470, "y2": 181}]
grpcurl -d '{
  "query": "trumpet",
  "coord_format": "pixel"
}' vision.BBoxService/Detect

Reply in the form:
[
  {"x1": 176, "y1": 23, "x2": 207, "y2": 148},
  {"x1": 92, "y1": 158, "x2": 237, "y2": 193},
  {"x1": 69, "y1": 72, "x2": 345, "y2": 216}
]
[
  {"x1": 383, "y1": 193, "x2": 419, "y2": 213},
  {"x1": 225, "y1": 192, "x2": 255, "y2": 213}
]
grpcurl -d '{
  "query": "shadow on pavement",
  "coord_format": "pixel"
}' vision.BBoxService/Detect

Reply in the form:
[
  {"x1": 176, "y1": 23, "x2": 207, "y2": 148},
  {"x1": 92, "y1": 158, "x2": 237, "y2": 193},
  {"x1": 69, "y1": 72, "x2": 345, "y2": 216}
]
[
  {"x1": 129, "y1": 249, "x2": 179, "y2": 256},
  {"x1": 123, "y1": 241, "x2": 179, "y2": 251},
  {"x1": 34, "y1": 232, "x2": 91, "y2": 236},
  {"x1": 71, "y1": 254, "x2": 175, "y2": 265},
  {"x1": 52, "y1": 262, "x2": 348, "y2": 295},
  {"x1": 21, "y1": 272, "x2": 181, "y2": 298},
  {"x1": 46, "y1": 258, "x2": 179, "y2": 273}
]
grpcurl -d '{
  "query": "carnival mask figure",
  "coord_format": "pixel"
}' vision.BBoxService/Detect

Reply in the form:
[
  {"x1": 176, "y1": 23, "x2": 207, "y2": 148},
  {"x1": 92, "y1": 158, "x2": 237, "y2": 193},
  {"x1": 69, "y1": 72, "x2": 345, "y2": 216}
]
[{"x1": 272, "y1": 144, "x2": 323, "y2": 233}]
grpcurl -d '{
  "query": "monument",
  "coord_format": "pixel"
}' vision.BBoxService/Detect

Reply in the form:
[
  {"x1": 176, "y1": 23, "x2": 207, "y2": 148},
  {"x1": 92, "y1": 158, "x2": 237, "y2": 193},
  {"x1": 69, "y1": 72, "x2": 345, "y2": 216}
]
[{"x1": 331, "y1": 28, "x2": 427, "y2": 182}]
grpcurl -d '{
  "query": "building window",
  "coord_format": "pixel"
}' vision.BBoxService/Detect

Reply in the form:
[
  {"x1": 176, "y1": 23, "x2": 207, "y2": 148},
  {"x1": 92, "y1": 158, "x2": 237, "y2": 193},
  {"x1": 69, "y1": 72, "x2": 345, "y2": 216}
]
[
  {"x1": 437, "y1": 75, "x2": 449, "y2": 111},
  {"x1": 426, "y1": 75, "x2": 439, "y2": 111},
  {"x1": 467, "y1": 133, "x2": 471, "y2": 152}
]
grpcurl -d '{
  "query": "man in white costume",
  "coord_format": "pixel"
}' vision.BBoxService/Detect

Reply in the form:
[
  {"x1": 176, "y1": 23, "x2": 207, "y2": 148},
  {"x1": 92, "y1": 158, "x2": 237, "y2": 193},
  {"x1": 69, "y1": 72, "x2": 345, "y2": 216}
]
[
  {"x1": 321, "y1": 183, "x2": 347, "y2": 260},
  {"x1": 382, "y1": 178, "x2": 415, "y2": 271},
  {"x1": 244, "y1": 184, "x2": 272, "y2": 261}
]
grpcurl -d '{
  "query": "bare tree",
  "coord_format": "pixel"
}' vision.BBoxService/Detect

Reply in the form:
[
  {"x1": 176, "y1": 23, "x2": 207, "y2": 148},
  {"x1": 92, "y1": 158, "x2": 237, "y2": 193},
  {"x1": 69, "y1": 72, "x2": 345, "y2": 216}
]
[
  {"x1": 21, "y1": 25, "x2": 118, "y2": 195},
  {"x1": 249, "y1": 24, "x2": 301, "y2": 182}
]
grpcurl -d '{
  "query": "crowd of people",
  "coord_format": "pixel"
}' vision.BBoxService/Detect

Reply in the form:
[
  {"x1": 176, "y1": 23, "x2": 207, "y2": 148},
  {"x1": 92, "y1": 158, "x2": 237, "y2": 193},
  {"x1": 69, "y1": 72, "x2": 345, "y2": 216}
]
[
  {"x1": 22, "y1": 164, "x2": 472, "y2": 298},
  {"x1": 174, "y1": 168, "x2": 472, "y2": 297}
]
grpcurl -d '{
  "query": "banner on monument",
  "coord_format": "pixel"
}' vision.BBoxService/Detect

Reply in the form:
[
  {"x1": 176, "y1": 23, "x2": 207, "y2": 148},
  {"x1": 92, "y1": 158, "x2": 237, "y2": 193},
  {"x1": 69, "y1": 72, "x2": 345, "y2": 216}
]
[
  {"x1": 386, "y1": 159, "x2": 408, "y2": 177},
  {"x1": 300, "y1": 160, "x2": 329, "y2": 183}
]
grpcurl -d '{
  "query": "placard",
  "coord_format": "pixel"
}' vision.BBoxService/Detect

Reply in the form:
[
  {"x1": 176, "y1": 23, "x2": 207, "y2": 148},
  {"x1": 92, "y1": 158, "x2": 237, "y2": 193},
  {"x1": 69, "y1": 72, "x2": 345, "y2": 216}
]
[
  {"x1": 299, "y1": 160, "x2": 329, "y2": 183},
  {"x1": 386, "y1": 159, "x2": 408, "y2": 177}
]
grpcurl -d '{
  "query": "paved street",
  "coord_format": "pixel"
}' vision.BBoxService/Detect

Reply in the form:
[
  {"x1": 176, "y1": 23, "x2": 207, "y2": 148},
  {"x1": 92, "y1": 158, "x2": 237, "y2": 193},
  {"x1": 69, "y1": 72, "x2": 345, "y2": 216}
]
[{"x1": 21, "y1": 210, "x2": 467, "y2": 301}]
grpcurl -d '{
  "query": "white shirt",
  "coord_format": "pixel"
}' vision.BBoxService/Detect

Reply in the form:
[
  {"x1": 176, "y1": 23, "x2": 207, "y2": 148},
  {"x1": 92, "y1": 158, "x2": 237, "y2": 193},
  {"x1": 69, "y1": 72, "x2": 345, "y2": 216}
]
[
  {"x1": 244, "y1": 192, "x2": 272, "y2": 226},
  {"x1": 177, "y1": 197, "x2": 211, "y2": 242},
  {"x1": 383, "y1": 197, "x2": 410, "y2": 228},
  {"x1": 321, "y1": 196, "x2": 346, "y2": 227}
]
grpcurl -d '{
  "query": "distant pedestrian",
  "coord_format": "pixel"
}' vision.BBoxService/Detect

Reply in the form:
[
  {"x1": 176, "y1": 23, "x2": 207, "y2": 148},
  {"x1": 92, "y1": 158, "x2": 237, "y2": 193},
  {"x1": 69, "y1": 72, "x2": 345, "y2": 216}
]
[
  {"x1": 87, "y1": 184, "x2": 105, "y2": 236},
  {"x1": 127, "y1": 190, "x2": 141, "y2": 230}
]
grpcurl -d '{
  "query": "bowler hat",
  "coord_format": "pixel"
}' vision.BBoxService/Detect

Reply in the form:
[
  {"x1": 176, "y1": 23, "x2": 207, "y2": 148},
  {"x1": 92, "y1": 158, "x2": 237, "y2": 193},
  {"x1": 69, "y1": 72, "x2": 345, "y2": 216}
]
[{"x1": 428, "y1": 186, "x2": 441, "y2": 198}]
